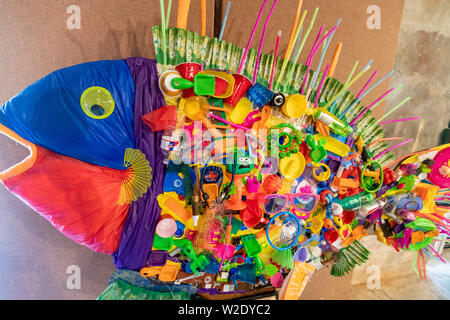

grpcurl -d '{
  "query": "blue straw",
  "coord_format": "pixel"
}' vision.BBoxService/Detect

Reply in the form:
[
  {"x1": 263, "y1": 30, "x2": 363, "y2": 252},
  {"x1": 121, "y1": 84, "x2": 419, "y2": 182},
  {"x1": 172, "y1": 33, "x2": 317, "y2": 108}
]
[
  {"x1": 328, "y1": 59, "x2": 373, "y2": 114},
  {"x1": 309, "y1": 18, "x2": 341, "y2": 91},
  {"x1": 291, "y1": 26, "x2": 303, "y2": 62},
  {"x1": 339, "y1": 69, "x2": 395, "y2": 119},
  {"x1": 219, "y1": 1, "x2": 232, "y2": 42}
]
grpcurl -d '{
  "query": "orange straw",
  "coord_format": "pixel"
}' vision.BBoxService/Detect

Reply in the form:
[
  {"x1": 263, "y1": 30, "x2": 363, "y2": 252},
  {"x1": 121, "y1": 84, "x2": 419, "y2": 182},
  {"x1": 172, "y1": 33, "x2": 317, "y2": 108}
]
[
  {"x1": 177, "y1": 0, "x2": 191, "y2": 29},
  {"x1": 284, "y1": 0, "x2": 303, "y2": 59},
  {"x1": 200, "y1": 0, "x2": 206, "y2": 36},
  {"x1": 328, "y1": 42, "x2": 342, "y2": 77}
]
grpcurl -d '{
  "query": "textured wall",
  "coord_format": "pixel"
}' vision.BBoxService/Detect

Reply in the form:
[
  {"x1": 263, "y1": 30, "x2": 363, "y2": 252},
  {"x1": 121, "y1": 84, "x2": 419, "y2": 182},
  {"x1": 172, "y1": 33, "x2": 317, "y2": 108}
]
[{"x1": 383, "y1": 0, "x2": 450, "y2": 158}]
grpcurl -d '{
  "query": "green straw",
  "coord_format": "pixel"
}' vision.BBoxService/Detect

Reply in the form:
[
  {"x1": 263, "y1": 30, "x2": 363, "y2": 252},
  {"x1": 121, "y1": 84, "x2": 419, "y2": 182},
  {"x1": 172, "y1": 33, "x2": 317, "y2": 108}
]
[
  {"x1": 375, "y1": 96, "x2": 412, "y2": 124},
  {"x1": 322, "y1": 64, "x2": 371, "y2": 110},
  {"x1": 274, "y1": 10, "x2": 308, "y2": 91},
  {"x1": 166, "y1": 0, "x2": 173, "y2": 29},
  {"x1": 284, "y1": 7, "x2": 319, "y2": 87},
  {"x1": 160, "y1": 0, "x2": 167, "y2": 70}
]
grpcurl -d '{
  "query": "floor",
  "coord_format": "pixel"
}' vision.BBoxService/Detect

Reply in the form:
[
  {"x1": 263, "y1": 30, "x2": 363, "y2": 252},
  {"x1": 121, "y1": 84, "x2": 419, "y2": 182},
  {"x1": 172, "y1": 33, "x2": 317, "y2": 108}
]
[
  {"x1": 0, "y1": 1, "x2": 448, "y2": 299},
  {"x1": 349, "y1": 249, "x2": 450, "y2": 300}
]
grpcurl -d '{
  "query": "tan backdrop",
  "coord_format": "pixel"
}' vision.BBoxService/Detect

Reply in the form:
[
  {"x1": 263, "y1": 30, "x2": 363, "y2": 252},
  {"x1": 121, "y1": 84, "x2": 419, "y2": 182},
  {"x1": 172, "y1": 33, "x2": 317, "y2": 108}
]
[{"x1": 221, "y1": 0, "x2": 405, "y2": 118}]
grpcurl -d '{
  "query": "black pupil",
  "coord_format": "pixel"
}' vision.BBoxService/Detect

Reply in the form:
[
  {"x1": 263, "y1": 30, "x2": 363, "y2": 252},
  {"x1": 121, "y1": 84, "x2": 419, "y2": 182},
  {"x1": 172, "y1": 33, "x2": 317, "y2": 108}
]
[{"x1": 91, "y1": 104, "x2": 105, "y2": 116}]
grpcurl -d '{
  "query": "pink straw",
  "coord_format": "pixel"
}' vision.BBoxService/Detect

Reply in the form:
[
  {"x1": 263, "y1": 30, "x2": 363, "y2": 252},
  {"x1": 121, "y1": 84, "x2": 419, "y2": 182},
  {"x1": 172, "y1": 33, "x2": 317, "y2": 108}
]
[
  {"x1": 301, "y1": 25, "x2": 339, "y2": 95},
  {"x1": 269, "y1": 31, "x2": 281, "y2": 90},
  {"x1": 356, "y1": 70, "x2": 378, "y2": 99},
  {"x1": 306, "y1": 25, "x2": 340, "y2": 65},
  {"x1": 208, "y1": 113, "x2": 249, "y2": 131},
  {"x1": 253, "y1": 0, "x2": 279, "y2": 84},
  {"x1": 349, "y1": 87, "x2": 395, "y2": 126},
  {"x1": 373, "y1": 138, "x2": 413, "y2": 160},
  {"x1": 427, "y1": 245, "x2": 446, "y2": 264},
  {"x1": 379, "y1": 116, "x2": 421, "y2": 125},
  {"x1": 238, "y1": 0, "x2": 269, "y2": 74},
  {"x1": 315, "y1": 64, "x2": 330, "y2": 108},
  {"x1": 300, "y1": 26, "x2": 324, "y2": 95},
  {"x1": 307, "y1": 25, "x2": 325, "y2": 63}
]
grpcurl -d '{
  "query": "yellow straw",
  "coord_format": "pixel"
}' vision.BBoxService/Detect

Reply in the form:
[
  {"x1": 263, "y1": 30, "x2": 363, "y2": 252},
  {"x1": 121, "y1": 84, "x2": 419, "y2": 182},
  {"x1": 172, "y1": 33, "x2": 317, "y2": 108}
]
[{"x1": 274, "y1": 9, "x2": 307, "y2": 91}]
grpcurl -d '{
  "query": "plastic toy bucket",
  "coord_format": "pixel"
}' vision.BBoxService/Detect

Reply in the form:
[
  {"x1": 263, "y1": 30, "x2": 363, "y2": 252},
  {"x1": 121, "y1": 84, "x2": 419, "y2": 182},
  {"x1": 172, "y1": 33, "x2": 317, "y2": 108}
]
[
  {"x1": 324, "y1": 229, "x2": 339, "y2": 244},
  {"x1": 223, "y1": 74, "x2": 252, "y2": 107}
]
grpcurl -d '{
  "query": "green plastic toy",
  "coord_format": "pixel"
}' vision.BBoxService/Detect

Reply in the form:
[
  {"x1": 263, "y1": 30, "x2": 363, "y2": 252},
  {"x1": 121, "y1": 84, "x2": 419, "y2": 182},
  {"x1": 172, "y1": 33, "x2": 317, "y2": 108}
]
[
  {"x1": 305, "y1": 134, "x2": 327, "y2": 163},
  {"x1": 171, "y1": 73, "x2": 216, "y2": 96},
  {"x1": 174, "y1": 239, "x2": 210, "y2": 275},
  {"x1": 241, "y1": 234, "x2": 262, "y2": 257},
  {"x1": 153, "y1": 234, "x2": 173, "y2": 251},
  {"x1": 194, "y1": 74, "x2": 215, "y2": 96}
]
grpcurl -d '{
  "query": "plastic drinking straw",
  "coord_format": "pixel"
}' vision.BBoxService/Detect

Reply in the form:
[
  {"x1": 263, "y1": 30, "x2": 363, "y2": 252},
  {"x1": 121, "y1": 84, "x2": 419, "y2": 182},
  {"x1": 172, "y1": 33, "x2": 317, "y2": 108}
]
[
  {"x1": 314, "y1": 64, "x2": 330, "y2": 108},
  {"x1": 219, "y1": 1, "x2": 232, "y2": 42},
  {"x1": 328, "y1": 59, "x2": 360, "y2": 114},
  {"x1": 300, "y1": 24, "x2": 340, "y2": 95},
  {"x1": 177, "y1": 0, "x2": 191, "y2": 29},
  {"x1": 274, "y1": 9, "x2": 307, "y2": 90},
  {"x1": 292, "y1": 26, "x2": 303, "y2": 62},
  {"x1": 373, "y1": 138, "x2": 413, "y2": 160},
  {"x1": 208, "y1": 113, "x2": 249, "y2": 131},
  {"x1": 306, "y1": 26, "x2": 325, "y2": 64},
  {"x1": 350, "y1": 87, "x2": 395, "y2": 126},
  {"x1": 284, "y1": 0, "x2": 303, "y2": 59},
  {"x1": 309, "y1": 18, "x2": 341, "y2": 91},
  {"x1": 367, "y1": 137, "x2": 403, "y2": 147},
  {"x1": 427, "y1": 245, "x2": 447, "y2": 264},
  {"x1": 375, "y1": 96, "x2": 412, "y2": 124},
  {"x1": 378, "y1": 116, "x2": 421, "y2": 125},
  {"x1": 322, "y1": 64, "x2": 371, "y2": 110},
  {"x1": 350, "y1": 85, "x2": 402, "y2": 127},
  {"x1": 200, "y1": 0, "x2": 206, "y2": 36},
  {"x1": 339, "y1": 69, "x2": 395, "y2": 119},
  {"x1": 166, "y1": 0, "x2": 172, "y2": 28},
  {"x1": 306, "y1": 26, "x2": 340, "y2": 67},
  {"x1": 284, "y1": 7, "x2": 320, "y2": 88},
  {"x1": 356, "y1": 70, "x2": 378, "y2": 99},
  {"x1": 269, "y1": 30, "x2": 282, "y2": 90},
  {"x1": 300, "y1": 25, "x2": 324, "y2": 95},
  {"x1": 160, "y1": 0, "x2": 167, "y2": 70},
  {"x1": 238, "y1": 0, "x2": 269, "y2": 74},
  {"x1": 293, "y1": 7, "x2": 319, "y2": 64},
  {"x1": 253, "y1": 0, "x2": 279, "y2": 84},
  {"x1": 327, "y1": 42, "x2": 342, "y2": 78}
]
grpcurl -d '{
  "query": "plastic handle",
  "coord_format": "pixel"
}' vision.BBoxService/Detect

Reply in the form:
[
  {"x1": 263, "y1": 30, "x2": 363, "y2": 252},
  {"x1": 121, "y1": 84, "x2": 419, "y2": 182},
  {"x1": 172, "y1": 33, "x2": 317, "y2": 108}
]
[{"x1": 171, "y1": 77, "x2": 194, "y2": 89}]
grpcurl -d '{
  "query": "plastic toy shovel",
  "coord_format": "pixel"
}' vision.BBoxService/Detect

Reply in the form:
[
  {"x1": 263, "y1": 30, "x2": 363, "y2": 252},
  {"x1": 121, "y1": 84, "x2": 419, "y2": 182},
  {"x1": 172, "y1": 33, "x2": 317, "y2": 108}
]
[
  {"x1": 171, "y1": 74, "x2": 216, "y2": 96},
  {"x1": 279, "y1": 152, "x2": 306, "y2": 193}
]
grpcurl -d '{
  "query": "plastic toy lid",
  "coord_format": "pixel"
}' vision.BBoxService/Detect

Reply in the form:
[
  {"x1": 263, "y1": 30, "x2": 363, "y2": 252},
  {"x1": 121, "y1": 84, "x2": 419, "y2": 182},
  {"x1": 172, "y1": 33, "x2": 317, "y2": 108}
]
[
  {"x1": 282, "y1": 94, "x2": 307, "y2": 118},
  {"x1": 279, "y1": 152, "x2": 306, "y2": 180},
  {"x1": 293, "y1": 247, "x2": 308, "y2": 262},
  {"x1": 156, "y1": 218, "x2": 178, "y2": 238},
  {"x1": 80, "y1": 86, "x2": 115, "y2": 119}
]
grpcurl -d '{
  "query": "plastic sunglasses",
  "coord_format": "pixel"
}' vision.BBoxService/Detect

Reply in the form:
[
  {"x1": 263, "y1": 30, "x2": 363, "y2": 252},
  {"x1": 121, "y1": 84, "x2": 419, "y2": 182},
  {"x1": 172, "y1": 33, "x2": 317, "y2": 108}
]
[{"x1": 263, "y1": 193, "x2": 320, "y2": 219}]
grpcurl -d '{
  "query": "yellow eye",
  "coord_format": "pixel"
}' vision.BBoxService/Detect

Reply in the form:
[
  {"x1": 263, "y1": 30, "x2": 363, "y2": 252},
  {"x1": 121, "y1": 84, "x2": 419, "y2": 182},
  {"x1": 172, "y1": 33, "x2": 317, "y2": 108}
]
[{"x1": 80, "y1": 86, "x2": 115, "y2": 119}]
